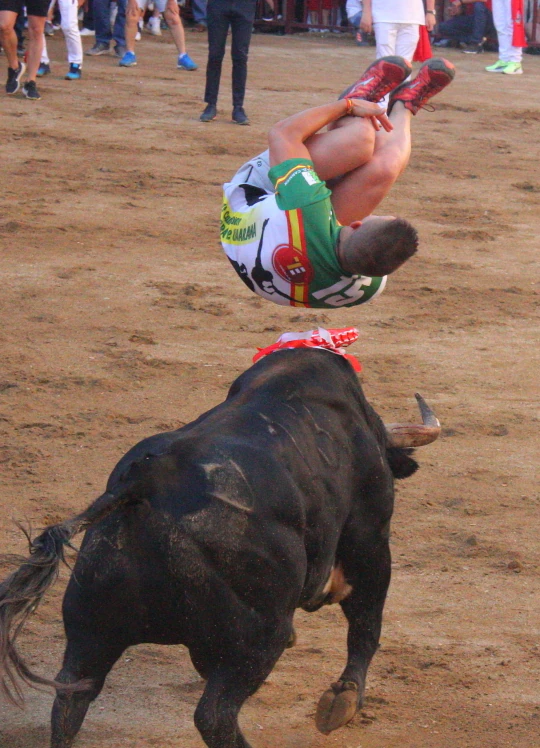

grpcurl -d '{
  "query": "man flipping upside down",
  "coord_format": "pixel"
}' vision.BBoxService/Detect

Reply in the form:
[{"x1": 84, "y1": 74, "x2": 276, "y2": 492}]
[{"x1": 221, "y1": 56, "x2": 455, "y2": 309}]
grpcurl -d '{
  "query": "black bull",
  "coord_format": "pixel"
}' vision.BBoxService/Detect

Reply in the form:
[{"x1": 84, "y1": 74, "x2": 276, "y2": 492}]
[{"x1": 0, "y1": 348, "x2": 439, "y2": 748}]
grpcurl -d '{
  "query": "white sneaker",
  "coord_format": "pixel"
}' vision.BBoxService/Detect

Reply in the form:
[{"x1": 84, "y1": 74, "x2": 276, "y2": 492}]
[
  {"x1": 147, "y1": 16, "x2": 162, "y2": 35},
  {"x1": 80, "y1": 27, "x2": 95, "y2": 36},
  {"x1": 135, "y1": 30, "x2": 141, "y2": 41}
]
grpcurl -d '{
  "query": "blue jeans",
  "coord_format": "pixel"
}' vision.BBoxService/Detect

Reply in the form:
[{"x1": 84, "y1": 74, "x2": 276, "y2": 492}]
[
  {"x1": 438, "y1": 2, "x2": 492, "y2": 45},
  {"x1": 192, "y1": 0, "x2": 208, "y2": 25},
  {"x1": 94, "y1": 0, "x2": 126, "y2": 47},
  {"x1": 348, "y1": 10, "x2": 360, "y2": 29}
]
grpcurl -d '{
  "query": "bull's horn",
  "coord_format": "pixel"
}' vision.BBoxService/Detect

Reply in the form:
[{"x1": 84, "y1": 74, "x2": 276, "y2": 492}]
[{"x1": 384, "y1": 393, "x2": 441, "y2": 448}]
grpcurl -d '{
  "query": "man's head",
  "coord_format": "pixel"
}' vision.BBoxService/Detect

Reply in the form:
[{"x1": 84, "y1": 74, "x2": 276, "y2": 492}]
[{"x1": 337, "y1": 216, "x2": 418, "y2": 277}]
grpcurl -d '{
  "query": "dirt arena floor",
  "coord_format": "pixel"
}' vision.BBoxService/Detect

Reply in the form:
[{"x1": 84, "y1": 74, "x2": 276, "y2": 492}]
[{"x1": 1, "y1": 29, "x2": 539, "y2": 748}]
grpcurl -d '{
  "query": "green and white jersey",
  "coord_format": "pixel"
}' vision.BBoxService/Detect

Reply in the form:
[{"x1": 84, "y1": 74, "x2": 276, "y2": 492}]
[{"x1": 221, "y1": 156, "x2": 386, "y2": 309}]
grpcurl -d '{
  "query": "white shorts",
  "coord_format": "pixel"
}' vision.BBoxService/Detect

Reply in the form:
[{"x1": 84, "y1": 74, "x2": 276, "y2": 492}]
[
  {"x1": 373, "y1": 22, "x2": 420, "y2": 62},
  {"x1": 136, "y1": 0, "x2": 167, "y2": 12},
  {"x1": 229, "y1": 149, "x2": 274, "y2": 194}
]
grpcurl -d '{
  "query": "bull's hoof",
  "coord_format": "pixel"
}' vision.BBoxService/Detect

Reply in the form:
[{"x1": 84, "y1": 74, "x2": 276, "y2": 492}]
[{"x1": 315, "y1": 680, "x2": 358, "y2": 735}]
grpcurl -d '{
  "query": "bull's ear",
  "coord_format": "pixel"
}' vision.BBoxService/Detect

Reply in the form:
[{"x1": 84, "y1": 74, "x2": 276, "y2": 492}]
[{"x1": 386, "y1": 447, "x2": 419, "y2": 479}]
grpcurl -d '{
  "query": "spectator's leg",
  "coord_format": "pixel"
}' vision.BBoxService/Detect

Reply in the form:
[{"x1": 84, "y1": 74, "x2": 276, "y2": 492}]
[
  {"x1": 112, "y1": 0, "x2": 127, "y2": 48},
  {"x1": 60, "y1": 0, "x2": 83, "y2": 64},
  {"x1": 124, "y1": 0, "x2": 141, "y2": 53},
  {"x1": 492, "y1": 0, "x2": 522, "y2": 62},
  {"x1": 41, "y1": 33, "x2": 49, "y2": 63},
  {"x1": 192, "y1": 0, "x2": 207, "y2": 27},
  {"x1": 27, "y1": 14, "x2": 47, "y2": 81},
  {"x1": 164, "y1": 0, "x2": 187, "y2": 55},
  {"x1": 0, "y1": 10, "x2": 19, "y2": 69},
  {"x1": 493, "y1": 0, "x2": 521, "y2": 62},
  {"x1": 93, "y1": 0, "x2": 112, "y2": 45},
  {"x1": 230, "y1": 0, "x2": 255, "y2": 108},
  {"x1": 471, "y1": 1, "x2": 489, "y2": 43},
  {"x1": 14, "y1": 9, "x2": 25, "y2": 48},
  {"x1": 204, "y1": 0, "x2": 229, "y2": 106},
  {"x1": 372, "y1": 22, "x2": 397, "y2": 58}
]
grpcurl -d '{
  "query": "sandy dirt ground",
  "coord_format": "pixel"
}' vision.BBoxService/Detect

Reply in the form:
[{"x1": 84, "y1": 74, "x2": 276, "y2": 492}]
[{"x1": 0, "y1": 28, "x2": 539, "y2": 748}]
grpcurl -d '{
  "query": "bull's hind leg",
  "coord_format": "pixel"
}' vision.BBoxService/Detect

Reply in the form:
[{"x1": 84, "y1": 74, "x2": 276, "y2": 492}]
[
  {"x1": 50, "y1": 637, "x2": 126, "y2": 748},
  {"x1": 194, "y1": 668, "x2": 269, "y2": 748},
  {"x1": 193, "y1": 621, "x2": 293, "y2": 748}
]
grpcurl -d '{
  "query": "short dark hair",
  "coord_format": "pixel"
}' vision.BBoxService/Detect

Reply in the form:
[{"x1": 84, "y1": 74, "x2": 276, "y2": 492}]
[{"x1": 339, "y1": 217, "x2": 418, "y2": 277}]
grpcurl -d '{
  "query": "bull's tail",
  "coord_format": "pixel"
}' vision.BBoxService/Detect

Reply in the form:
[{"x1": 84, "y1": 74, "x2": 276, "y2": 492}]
[{"x1": 0, "y1": 484, "x2": 140, "y2": 705}]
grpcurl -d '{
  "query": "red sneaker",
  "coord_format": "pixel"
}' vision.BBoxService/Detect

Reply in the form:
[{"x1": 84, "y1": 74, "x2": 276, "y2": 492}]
[
  {"x1": 338, "y1": 56, "x2": 413, "y2": 103},
  {"x1": 389, "y1": 58, "x2": 456, "y2": 115}
]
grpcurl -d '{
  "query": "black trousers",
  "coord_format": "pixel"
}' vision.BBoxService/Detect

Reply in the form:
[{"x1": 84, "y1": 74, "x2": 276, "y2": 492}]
[{"x1": 204, "y1": 0, "x2": 256, "y2": 108}]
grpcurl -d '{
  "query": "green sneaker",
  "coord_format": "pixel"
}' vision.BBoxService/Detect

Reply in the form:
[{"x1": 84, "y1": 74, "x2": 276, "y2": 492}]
[
  {"x1": 485, "y1": 60, "x2": 509, "y2": 73},
  {"x1": 502, "y1": 62, "x2": 523, "y2": 75}
]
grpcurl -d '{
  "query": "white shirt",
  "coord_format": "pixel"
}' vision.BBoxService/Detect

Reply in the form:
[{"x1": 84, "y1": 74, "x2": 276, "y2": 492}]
[{"x1": 371, "y1": 0, "x2": 425, "y2": 25}]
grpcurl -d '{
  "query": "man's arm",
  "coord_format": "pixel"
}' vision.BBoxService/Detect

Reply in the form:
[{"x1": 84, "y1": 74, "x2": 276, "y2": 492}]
[
  {"x1": 425, "y1": 0, "x2": 436, "y2": 32},
  {"x1": 360, "y1": 0, "x2": 372, "y2": 33},
  {"x1": 268, "y1": 99, "x2": 390, "y2": 167}
]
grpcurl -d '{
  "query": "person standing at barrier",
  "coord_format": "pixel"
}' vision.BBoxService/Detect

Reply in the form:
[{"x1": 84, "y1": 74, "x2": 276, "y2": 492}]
[
  {"x1": 200, "y1": 0, "x2": 256, "y2": 125},
  {"x1": 0, "y1": 0, "x2": 47, "y2": 98},
  {"x1": 38, "y1": 0, "x2": 84, "y2": 79},
  {"x1": 119, "y1": 0, "x2": 197, "y2": 68},
  {"x1": 486, "y1": 0, "x2": 526, "y2": 73},
  {"x1": 220, "y1": 56, "x2": 456, "y2": 309},
  {"x1": 360, "y1": 0, "x2": 436, "y2": 62}
]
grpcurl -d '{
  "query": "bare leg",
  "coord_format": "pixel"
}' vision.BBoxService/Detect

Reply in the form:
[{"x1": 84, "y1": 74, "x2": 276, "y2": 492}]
[
  {"x1": 26, "y1": 15, "x2": 46, "y2": 81},
  {"x1": 0, "y1": 10, "x2": 19, "y2": 70},
  {"x1": 304, "y1": 116, "x2": 377, "y2": 183},
  {"x1": 193, "y1": 626, "x2": 292, "y2": 748},
  {"x1": 125, "y1": 0, "x2": 141, "y2": 54},
  {"x1": 329, "y1": 101, "x2": 412, "y2": 224},
  {"x1": 165, "y1": 0, "x2": 186, "y2": 55}
]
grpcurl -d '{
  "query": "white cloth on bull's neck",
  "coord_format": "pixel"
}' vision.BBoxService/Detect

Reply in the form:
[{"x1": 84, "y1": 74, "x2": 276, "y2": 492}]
[
  {"x1": 264, "y1": 327, "x2": 358, "y2": 356},
  {"x1": 277, "y1": 329, "x2": 346, "y2": 357},
  {"x1": 253, "y1": 328, "x2": 362, "y2": 372}
]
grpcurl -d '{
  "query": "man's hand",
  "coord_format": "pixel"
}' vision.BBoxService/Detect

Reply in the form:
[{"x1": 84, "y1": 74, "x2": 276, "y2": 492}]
[
  {"x1": 425, "y1": 12, "x2": 436, "y2": 32},
  {"x1": 349, "y1": 99, "x2": 393, "y2": 133},
  {"x1": 360, "y1": 10, "x2": 372, "y2": 34}
]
